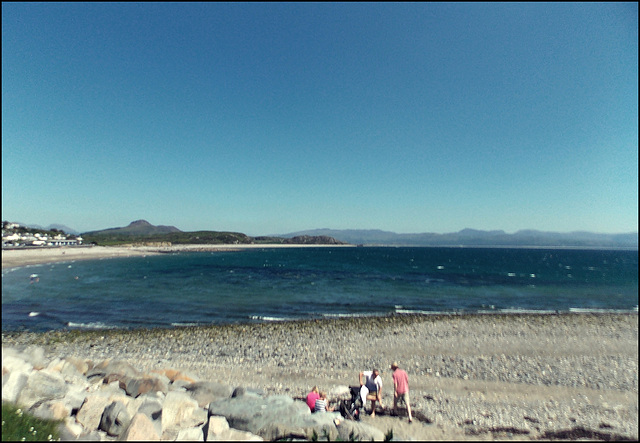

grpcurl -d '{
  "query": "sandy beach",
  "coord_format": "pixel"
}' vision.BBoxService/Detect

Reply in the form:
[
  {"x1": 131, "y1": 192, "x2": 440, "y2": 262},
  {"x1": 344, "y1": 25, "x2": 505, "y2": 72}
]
[
  {"x1": 2, "y1": 246, "x2": 638, "y2": 440},
  {"x1": 1, "y1": 244, "x2": 352, "y2": 270}
]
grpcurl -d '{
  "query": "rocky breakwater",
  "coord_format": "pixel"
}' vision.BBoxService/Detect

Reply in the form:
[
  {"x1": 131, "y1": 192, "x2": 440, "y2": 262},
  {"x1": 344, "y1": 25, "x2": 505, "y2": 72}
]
[{"x1": 2, "y1": 345, "x2": 385, "y2": 441}]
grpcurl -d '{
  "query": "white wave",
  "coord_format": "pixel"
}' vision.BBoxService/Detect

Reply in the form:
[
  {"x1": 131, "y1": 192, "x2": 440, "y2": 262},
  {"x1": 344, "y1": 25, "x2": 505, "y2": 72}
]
[
  {"x1": 498, "y1": 308, "x2": 558, "y2": 314},
  {"x1": 28, "y1": 312, "x2": 40, "y2": 317},
  {"x1": 322, "y1": 312, "x2": 384, "y2": 318},
  {"x1": 171, "y1": 322, "x2": 201, "y2": 327},
  {"x1": 395, "y1": 309, "x2": 459, "y2": 315},
  {"x1": 67, "y1": 321, "x2": 118, "y2": 329},
  {"x1": 249, "y1": 315, "x2": 288, "y2": 322},
  {"x1": 568, "y1": 307, "x2": 638, "y2": 314}
]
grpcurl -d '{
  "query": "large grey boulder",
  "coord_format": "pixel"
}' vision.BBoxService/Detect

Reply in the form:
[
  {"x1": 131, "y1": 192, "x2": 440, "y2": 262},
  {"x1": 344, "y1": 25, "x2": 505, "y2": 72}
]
[
  {"x1": 120, "y1": 412, "x2": 161, "y2": 441},
  {"x1": 2, "y1": 354, "x2": 34, "y2": 374},
  {"x1": 175, "y1": 426, "x2": 205, "y2": 441},
  {"x1": 60, "y1": 360, "x2": 89, "y2": 384},
  {"x1": 207, "y1": 394, "x2": 342, "y2": 440},
  {"x1": 231, "y1": 386, "x2": 265, "y2": 398},
  {"x1": 29, "y1": 400, "x2": 71, "y2": 421},
  {"x1": 76, "y1": 395, "x2": 113, "y2": 430},
  {"x1": 206, "y1": 416, "x2": 263, "y2": 441},
  {"x1": 62, "y1": 386, "x2": 88, "y2": 414},
  {"x1": 21, "y1": 346, "x2": 48, "y2": 370},
  {"x1": 87, "y1": 359, "x2": 140, "y2": 381},
  {"x1": 136, "y1": 397, "x2": 164, "y2": 436},
  {"x1": 184, "y1": 381, "x2": 234, "y2": 407},
  {"x1": 17, "y1": 369, "x2": 68, "y2": 408},
  {"x1": 62, "y1": 356, "x2": 91, "y2": 376},
  {"x1": 161, "y1": 391, "x2": 203, "y2": 432},
  {"x1": 99, "y1": 400, "x2": 132, "y2": 436},
  {"x1": 2, "y1": 370, "x2": 29, "y2": 403},
  {"x1": 57, "y1": 417, "x2": 85, "y2": 440}
]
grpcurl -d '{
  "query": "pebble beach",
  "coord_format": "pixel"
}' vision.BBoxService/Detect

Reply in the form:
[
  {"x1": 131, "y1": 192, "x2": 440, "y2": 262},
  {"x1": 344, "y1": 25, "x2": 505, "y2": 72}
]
[{"x1": 3, "y1": 313, "x2": 637, "y2": 440}]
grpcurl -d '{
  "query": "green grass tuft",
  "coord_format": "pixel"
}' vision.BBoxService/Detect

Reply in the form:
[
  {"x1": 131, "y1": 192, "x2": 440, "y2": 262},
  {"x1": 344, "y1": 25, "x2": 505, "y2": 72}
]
[{"x1": 2, "y1": 402, "x2": 61, "y2": 442}]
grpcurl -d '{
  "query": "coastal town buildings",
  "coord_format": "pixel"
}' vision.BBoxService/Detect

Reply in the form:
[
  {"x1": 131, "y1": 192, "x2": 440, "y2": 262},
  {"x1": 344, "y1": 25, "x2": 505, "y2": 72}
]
[{"x1": 1, "y1": 222, "x2": 82, "y2": 248}]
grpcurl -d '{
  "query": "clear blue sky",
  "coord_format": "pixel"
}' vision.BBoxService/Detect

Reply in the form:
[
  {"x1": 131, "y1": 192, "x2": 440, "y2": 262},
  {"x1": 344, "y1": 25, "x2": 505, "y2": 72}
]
[{"x1": 2, "y1": 3, "x2": 638, "y2": 235}]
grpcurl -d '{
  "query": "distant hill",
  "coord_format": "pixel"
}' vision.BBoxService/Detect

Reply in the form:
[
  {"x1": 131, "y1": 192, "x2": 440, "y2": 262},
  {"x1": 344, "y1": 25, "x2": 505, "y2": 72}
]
[
  {"x1": 11, "y1": 222, "x2": 80, "y2": 235},
  {"x1": 281, "y1": 228, "x2": 638, "y2": 248},
  {"x1": 83, "y1": 220, "x2": 182, "y2": 236},
  {"x1": 47, "y1": 224, "x2": 80, "y2": 235},
  {"x1": 81, "y1": 221, "x2": 345, "y2": 246}
]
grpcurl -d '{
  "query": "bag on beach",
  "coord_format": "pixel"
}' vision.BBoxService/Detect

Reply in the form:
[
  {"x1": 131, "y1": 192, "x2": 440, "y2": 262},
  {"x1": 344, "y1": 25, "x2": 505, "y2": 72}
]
[{"x1": 339, "y1": 386, "x2": 363, "y2": 421}]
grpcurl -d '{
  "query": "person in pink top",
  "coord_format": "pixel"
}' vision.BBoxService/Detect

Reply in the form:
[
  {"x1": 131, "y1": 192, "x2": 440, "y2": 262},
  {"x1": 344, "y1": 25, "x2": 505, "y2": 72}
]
[
  {"x1": 306, "y1": 386, "x2": 320, "y2": 412},
  {"x1": 391, "y1": 362, "x2": 413, "y2": 423}
]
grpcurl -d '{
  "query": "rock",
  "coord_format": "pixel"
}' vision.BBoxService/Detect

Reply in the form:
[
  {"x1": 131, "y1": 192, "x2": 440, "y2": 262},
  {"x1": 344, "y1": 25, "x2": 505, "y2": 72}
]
[
  {"x1": 99, "y1": 400, "x2": 132, "y2": 436},
  {"x1": 63, "y1": 357, "x2": 91, "y2": 376},
  {"x1": 136, "y1": 396, "x2": 163, "y2": 436},
  {"x1": 2, "y1": 354, "x2": 33, "y2": 374},
  {"x1": 21, "y1": 346, "x2": 48, "y2": 370},
  {"x1": 185, "y1": 381, "x2": 233, "y2": 407},
  {"x1": 170, "y1": 379, "x2": 192, "y2": 390},
  {"x1": 161, "y1": 391, "x2": 201, "y2": 432},
  {"x1": 103, "y1": 372, "x2": 129, "y2": 389},
  {"x1": 207, "y1": 394, "x2": 338, "y2": 440},
  {"x1": 87, "y1": 359, "x2": 140, "y2": 380},
  {"x1": 206, "y1": 415, "x2": 230, "y2": 439},
  {"x1": 76, "y1": 430, "x2": 104, "y2": 441},
  {"x1": 231, "y1": 386, "x2": 265, "y2": 398},
  {"x1": 60, "y1": 360, "x2": 87, "y2": 383},
  {"x1": 2, "y1": 370, "x2": 29, "y2": 403},
  {"x1": 336, "y1": 419, "x2": 386, "y2": 441},
  {"x1": 137, "y1": 396, "x2": 163, "y2": 417},
  {"x1": 152, "y1": 368, "x2": 197, "y2": 384},
  {"x1": 17, "y1": 369, "x2": 68, "y2": 408},
  {"x1": 29, "y1": 400, "x2": 71, "y2": 421},
  {"x1": 76, "y1": 395, "x2": 113, "y2": 430},
  {"x1": 124, "y1": 377, "x2": 168, "y2": 398},
  {"x1": 218, "y1": 428, "x2": 264, "y2": 441},
  {"x1": 62, "y1": 386, "x2": 88, "y2": 413},
  {"x1": 175, "y1": 426, "x2": 205, "y2": 441},
  {"x1": 120, "y1": 412, "x2": 161, "y2": 441},
  {"x1": 57, "y1": 416, "x2": 85, "y2": 440}
]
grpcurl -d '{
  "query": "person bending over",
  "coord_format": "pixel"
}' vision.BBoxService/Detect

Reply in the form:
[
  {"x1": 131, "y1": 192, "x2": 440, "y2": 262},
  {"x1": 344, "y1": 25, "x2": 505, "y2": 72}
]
[{"x1": 359, "y1": 369, "x2": 383, "y2": 416}]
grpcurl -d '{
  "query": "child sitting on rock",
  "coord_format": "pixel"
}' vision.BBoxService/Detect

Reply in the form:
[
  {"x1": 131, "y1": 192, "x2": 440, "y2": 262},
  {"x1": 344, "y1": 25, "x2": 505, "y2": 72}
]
[{"x1": 314, "y1": 391, "x2": 334, "y2": 413}]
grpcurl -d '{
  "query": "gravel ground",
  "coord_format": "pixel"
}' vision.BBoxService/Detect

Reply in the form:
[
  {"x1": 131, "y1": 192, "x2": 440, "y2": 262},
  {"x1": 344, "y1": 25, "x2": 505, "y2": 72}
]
[{"x1": 3, "y1": 313, "x2": 637, "y2": 441}]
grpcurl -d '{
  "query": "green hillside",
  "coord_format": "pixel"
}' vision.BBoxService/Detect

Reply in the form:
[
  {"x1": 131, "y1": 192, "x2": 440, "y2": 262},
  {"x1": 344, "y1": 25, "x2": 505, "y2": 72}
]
[{"x1": 81, "y1": 220, "x2": 347, "y2": 246}]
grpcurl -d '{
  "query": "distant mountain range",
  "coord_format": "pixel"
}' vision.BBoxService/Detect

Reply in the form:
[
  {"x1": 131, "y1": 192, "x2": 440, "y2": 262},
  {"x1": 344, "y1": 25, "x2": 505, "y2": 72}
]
[
  {"x1": 281, "y1": 228, "x2": 638, "y2": 248},
  {"x1": 9, "y1": 220, "x2": 637, "y2": 248}
]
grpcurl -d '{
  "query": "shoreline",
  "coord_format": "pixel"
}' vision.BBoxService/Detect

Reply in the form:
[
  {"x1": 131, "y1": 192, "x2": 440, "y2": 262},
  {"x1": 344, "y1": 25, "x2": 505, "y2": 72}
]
[
  {"x1": 3, "y1": 243, "x2": 636, "y2": 270},
  {"x1": 1, "y1": 244, "x2": 355, "y2": 270},
  {"x1": 3, "y1": 313, "x2": 637, "y2": 440}
]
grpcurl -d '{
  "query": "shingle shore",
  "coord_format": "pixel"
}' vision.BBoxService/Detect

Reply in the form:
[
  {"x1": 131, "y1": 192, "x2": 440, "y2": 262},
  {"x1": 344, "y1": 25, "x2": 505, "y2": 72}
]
[{"x1": 3, "y1": 313, "x2": 638, "y2": 440}]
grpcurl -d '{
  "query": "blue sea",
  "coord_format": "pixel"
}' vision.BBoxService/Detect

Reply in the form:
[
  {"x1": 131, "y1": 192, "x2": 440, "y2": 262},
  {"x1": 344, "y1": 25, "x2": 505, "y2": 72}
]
[{"x1": 2, "y1": 247, "x2": 638, "y2": 332}]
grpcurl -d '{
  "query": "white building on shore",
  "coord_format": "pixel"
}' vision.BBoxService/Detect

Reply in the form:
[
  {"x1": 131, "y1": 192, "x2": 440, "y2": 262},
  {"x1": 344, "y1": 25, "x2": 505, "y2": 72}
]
[{"x1": 1, "y1": 224, "x2": 83, "y2": 248}]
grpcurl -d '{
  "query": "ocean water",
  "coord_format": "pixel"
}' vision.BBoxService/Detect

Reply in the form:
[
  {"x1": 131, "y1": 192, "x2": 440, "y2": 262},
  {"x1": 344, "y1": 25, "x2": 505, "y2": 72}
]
[{"x1": 2, "y1": 247, "x2": 637, "y2": 332}]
